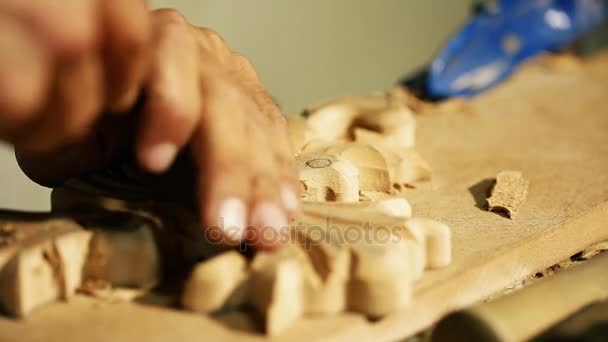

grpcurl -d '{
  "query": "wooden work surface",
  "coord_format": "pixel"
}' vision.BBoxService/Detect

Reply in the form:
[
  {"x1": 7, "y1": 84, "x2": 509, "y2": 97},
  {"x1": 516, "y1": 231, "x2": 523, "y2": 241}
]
[{"x1": 1, "y1": 53, "x2": 607, "y2": 342}]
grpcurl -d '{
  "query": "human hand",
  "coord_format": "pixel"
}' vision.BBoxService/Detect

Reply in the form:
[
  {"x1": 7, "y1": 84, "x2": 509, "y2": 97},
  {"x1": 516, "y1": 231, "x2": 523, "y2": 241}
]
[
  {"x1": 0, "y1": 0, "x2": 151, "y2": 150},
  {"x1": 16, "y1": 9, "x2": 300, "y2": 250}
]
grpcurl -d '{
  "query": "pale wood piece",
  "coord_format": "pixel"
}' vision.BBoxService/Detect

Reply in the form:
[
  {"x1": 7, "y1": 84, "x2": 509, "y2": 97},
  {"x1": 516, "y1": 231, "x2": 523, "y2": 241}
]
[
  {"x1": 0, "y1": 224, "x2": 92, "y2": 317},
  {"x1": 297, "y1": 153, "x2": 359, "y2": 202},
  {"x1": 304, "y1": 92, "x2": 416, "y2": 150},
  {"x1": 323, "y1": 144, "x2": 390, "y2": 192},
  {"x1": 358, "y1": 190, "x2": 393, "y2": 202},
  {"x1": 487, "y1": 170, "x2": 529, "y2": 218},
  {"x1": 386, "y1": 148, "x2": 432, "y2": 185},
  {"x1": 362, "y1": 142, "x2": 432, "y2": 185},
  {"x1": 305, "y1": 93, "x2": 388, "y2": 141},
  {"x1": 432, "y1": 252, "x2": 608, "y2": 342},
  {"x1": 249, "y1": 247, "x2": 304, "y2": 336},
  {"x1": 286, "y1": 115, "x2": 318, "y2": 155},
  {"x1": 1, "y1": 240, "x2": 60, "y2": 317},
  {"x1": 353, "y1": 104, "x2": 417, "y2": 149},
  {"x1": 303, "y1": 202, "x2": 427, "y2": 280},
  {"x1": 319, "y1": 197, "x2": 412, "y2": 219},
  {"x1": 54, "y1": 230, "x2": 94, "y2": 299},
  {"x1": 304, "y1": 197, "x2": 452, "y2": 279},
  {"x1": 347, "y1": 240, "x2": 413, "y2": 317},
  {"x1": 405, "y1": 218, "x2": 451, "y2": 269},
  {"x1": 181, "y1": 251, "x2": 248, "y2": 313},
  {"x1": 353, "y1": 128, "x2": 432, "y2": 184},
  {"x1": 302, "y1": 205, "x2": 422, "y2": 315},
  {"x1": 292, "y1": 224, "x2": 351, "y2": 315}
]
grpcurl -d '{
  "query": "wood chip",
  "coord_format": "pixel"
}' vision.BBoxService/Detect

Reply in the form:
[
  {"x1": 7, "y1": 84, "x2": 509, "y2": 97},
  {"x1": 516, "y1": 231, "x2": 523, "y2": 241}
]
[
  {"x1": 181, "y1": 251, "x2": 249, "y2": 313},
  {"x1": 487, "y1": 171, "x2": 530, "y2": 219}
]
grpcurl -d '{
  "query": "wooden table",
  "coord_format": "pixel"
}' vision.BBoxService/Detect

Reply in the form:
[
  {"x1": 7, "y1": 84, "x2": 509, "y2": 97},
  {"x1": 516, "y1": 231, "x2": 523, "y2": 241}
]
[{"x1": 1, "y1": 53, "x2": 607, "y2": 342}]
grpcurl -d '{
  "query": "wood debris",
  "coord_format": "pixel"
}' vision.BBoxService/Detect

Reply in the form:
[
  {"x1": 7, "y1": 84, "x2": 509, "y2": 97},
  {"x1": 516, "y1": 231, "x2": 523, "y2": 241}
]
[
  {"x1": 0, "y1": 223, "x2": 92, "y2": 317},
  {"x1": 181, "y1": 251, "x2": 248, "y2": 313},
  {"x1": 487, "y1": 170, "x2": 530, "y2": 219}
]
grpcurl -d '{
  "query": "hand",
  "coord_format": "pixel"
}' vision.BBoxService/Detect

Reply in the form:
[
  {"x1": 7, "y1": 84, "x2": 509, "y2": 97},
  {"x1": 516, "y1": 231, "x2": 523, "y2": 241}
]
[
  {"x1": 0, "y1": 0, "x2": 150, "y2": 150},
  {"x1": 16, "y1": 9, "x2": 301, "y2": 250}
]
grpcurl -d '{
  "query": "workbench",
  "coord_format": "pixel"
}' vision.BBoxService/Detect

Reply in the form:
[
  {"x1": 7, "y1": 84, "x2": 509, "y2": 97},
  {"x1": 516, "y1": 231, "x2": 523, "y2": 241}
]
[{"x1": 0, "y1": 52, "x2": 607, "y2": 342}]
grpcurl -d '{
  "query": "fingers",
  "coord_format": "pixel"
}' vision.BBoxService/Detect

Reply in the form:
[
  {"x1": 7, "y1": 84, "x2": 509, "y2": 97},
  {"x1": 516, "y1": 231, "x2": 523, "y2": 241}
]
[
  {"x1": 193, "y1": 70, "x2": 292, "y2": 250},
  {"x1": 273, "y1": 122, "x2": 302, "y2": 220},
  {"x1": 1, "y1": 0, "x2": 98, "y2": 54},
  {"x1": 13, "y1": 53, "x2": 103, "y2": 151},
  {"x1": 194, "y1": 78, "x2": 251, "y2": 245},
  {"x1": 100, "y1": 0, "x2": 150, "y2": 111},
  {"x1": 0, "y1": 0, "x2": 152, "y2": 150},
  {"x1": 0, "y1": 13, "x2": 50, "y2": 135},
  {"x1": 231, "y1": 52, "x2": 301, "y2": 218},
  {"x1": 135, "y1": 9, "x2": 202, "y2": 173},
  {"x1": 246, "y1": 119, "x2": 290, "y2": 250}
]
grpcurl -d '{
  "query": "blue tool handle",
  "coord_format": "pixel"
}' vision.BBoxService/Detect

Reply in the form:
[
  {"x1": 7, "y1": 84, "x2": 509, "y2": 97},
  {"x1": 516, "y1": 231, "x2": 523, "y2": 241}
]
[{"x1": 427, "y1": 0, "x2": 608, "y2": 99}]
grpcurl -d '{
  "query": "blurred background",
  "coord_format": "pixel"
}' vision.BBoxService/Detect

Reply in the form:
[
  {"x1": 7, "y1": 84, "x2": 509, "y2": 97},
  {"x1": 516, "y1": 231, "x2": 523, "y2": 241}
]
[{"x1": 0, "y1": 0, "x2": 472, "y2": 211}]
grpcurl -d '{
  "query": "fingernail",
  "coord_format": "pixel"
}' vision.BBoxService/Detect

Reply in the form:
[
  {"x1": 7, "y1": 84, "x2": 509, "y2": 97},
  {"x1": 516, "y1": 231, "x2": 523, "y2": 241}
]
[
  {"x1": 142, "y1": 143, "x2": 178, "y2": 173},
  {"x1": 218, "y1": 198, "x2": 246, "y2": 242},
  {"x1": 280, "y1": 184, "x2": 300, "y2": 211},
  {"x1": 251, "y1": 202, "x2": 289, "y2": 233}
]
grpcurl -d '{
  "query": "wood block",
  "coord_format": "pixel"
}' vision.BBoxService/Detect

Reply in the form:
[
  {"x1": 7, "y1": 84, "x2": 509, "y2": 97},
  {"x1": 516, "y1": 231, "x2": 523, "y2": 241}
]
[
  {"x1": 181, "y1": 251, "x2": 249, "y2": 314},
  {"x1": 347, "y1": 240, "x2": 413, "y2": 317},
  {"x1": 323, "y1": 143, "x2": 390, "y2": 192},
  {"x1": 301, "y1": 204, "x2": 421, "y2": 316},
  {"x1": 296, "y1": 153, "x2": 359, "y2": 202},
  {"x1": 487, "y1": 170, "x2": 530, "y2": 219},
  {"x1": 305, "y1": 93, "x2": 388, "y2": 141},
  {"x1": 0, "y1": 224, "x2": 92, "y2": 317},
  {"x1": 405, "y1": 218, "x2": 451, "y2": 269},
  {"x1": 374, "y1": 145, "x2": 432, "y2": 185},
  {"x1": 291, "y1": 223, "x2": 351, "y2": 315},
  {"x1": 1, "y1": 240, "x2": 59, "y2": 317},
  {"x1": 359, "y1": 190, "x2": 393, "y2": 202},
  {"x1": 319, "y1": 197, "x2": 412, "y2": 219},
  {"x1": 54, "y1": 230, "x2": 94, "y2": 299},
  {"x1": 249, "y1": 247, "x2": 304, "y2": 336},
  {"x1": 353, "y1": 103, "x2": 417, "y2": 149},
  {"x1": 286, "y1": 115, "x2": 317, "y2": 155}
]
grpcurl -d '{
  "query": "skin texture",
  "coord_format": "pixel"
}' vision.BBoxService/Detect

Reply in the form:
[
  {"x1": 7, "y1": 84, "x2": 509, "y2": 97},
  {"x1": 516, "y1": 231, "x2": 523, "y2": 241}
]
[{"x1": 1, "y1": 3, "x2": 299, "y2": 250}]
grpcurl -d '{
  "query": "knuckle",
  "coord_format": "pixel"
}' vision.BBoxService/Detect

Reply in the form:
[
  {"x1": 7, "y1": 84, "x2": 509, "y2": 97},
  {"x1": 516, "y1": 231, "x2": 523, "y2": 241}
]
[
  {"x1": 152, "y1": 8, "x2": 188, "y2": 24},
  {"x1": 269, "y1": 112, "x2": 288, "y2": 129},
  {"x1": 233, "y1": 52, "x2": 258, "y2": 76},
  {"x1": 197, "y1": 27, "x2": 229, "y2": 52},
  {"x1": 201, "y1": 28, "x2": 224, "y2": 45},
  {"x1": 209, "y1": 76, "x2": 244, "y2": 102}
]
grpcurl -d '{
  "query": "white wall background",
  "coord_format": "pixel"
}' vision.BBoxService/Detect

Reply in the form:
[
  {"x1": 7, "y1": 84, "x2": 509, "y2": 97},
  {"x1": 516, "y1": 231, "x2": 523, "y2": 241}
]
[{"x1": 0, "y1": 0, "x2": 471, "y2": 211}]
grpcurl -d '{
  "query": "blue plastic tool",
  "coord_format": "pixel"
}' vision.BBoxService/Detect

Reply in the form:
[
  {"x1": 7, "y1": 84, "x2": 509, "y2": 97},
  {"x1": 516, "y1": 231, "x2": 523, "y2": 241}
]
[{"x1": 427, "y1": 0, "x2": 608, "y2": 98}]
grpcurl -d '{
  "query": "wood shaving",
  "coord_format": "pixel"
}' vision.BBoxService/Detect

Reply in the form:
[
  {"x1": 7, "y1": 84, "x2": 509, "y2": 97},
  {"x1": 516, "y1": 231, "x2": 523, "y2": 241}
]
[{"x1": 487, "y1": 171, "x2": 529, "y2": 219}]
